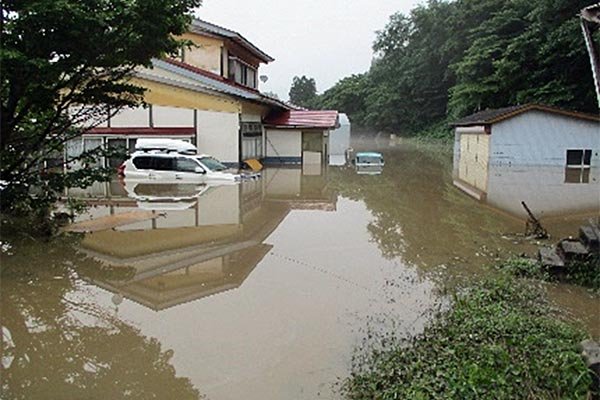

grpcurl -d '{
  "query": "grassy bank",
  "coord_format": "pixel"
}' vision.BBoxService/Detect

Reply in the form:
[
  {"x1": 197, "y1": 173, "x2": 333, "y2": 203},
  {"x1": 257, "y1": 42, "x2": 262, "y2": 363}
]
[
  {"x1": 499, "y1": 256, "x2": 600, "y2": 292},
  {"x1": 344, "y1": 275, "x2": 591, "y2": 399}
]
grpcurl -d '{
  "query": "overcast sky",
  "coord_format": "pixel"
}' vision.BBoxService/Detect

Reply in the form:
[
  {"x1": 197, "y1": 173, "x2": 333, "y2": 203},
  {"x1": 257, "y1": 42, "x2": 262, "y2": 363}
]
[{"x1": 195, "y1": 0, "x2": 421, "y2": 100}]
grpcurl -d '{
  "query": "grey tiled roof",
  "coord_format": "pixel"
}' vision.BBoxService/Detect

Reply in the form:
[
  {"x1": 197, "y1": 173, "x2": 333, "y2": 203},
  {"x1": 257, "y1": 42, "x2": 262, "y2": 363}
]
[
  {"x1": 452, "y1": 105, "x2": 528, "y2": 126},
  {"x1": 190, "y1": 19, "x2": 274, "y2": 63},
  {"x1": 147, "y1": 59, "x2": 290, "y2": 110},
  {"x1": 452, "y1": 104, "x2": 599, "y2": 126}
]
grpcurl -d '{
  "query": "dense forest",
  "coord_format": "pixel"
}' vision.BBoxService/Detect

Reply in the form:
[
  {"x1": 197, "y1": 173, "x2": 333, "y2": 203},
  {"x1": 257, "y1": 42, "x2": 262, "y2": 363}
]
[{"x1": 311, "y1": 0, "x2": 598, "y2": 137}]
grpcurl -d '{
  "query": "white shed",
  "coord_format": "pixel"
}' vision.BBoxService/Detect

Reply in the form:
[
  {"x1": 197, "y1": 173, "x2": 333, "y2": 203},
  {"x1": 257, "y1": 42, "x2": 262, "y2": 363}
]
[
  {"x1": 452, "y1": 104, "x2": 600, "y2": 201},
  {"x1": 263, "y1": 110, "x2": 339, "y2": 168},
  {"x1": 328, "y1": 113, "x2": 351, "y2": 165}
]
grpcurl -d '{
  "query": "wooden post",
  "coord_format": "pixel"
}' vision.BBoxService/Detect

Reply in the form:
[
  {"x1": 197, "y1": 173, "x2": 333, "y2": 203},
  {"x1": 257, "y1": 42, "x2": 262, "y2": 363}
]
[{"x1": 521, "y1": 201, "x2": 548, "y2": 239}]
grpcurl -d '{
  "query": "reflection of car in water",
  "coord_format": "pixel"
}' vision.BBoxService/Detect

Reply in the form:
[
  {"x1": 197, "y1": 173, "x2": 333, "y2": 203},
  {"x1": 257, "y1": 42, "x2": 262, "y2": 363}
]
[
  {"x1": 121, "y1": 182, "x2": 216, "y2": 210},
  {"x1": 117, "y1": 139, "x2": 260, "y2": 183},
  {"x1": 354, "y1": 152, "x2": 385, "y2": 175}
]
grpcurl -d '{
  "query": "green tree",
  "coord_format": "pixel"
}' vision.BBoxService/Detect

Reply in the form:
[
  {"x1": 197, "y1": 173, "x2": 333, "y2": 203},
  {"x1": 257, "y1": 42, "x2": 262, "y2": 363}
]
[
  {"x1": 321, "y1": 0, "x2": 597, "y2": 136},
  {"x1": 449, "y1": 0, "x2": 596, "y2": 118},
  {"x1": 288, "y1": 75, "x2": 317, "y2": 108},
  {"x1": 313, "y1": 74, "x2": 372, "y2": 125},
  {"x1": 0, "y1": 0, "x2": 200, "y2": 232}
]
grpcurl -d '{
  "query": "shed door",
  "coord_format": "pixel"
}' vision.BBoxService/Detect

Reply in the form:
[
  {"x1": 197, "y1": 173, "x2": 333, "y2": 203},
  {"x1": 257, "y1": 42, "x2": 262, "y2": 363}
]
[
  {"x1": 302, "y1": 131, "x2": 323, "y2": 167},
  {"x1": 458, "y1": 133, "x2": 490, "y2": 193}
]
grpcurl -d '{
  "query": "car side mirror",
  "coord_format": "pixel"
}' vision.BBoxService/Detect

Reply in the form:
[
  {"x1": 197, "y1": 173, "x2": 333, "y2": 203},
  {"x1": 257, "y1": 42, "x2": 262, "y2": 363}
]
[{"x1": 195, "y1": 166, "x2": 205, "y2": 174}]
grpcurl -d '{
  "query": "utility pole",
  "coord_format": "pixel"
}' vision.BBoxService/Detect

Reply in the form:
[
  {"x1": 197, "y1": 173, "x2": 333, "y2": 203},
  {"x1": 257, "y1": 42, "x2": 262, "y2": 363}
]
[{"x1": 581, "y1": 4, "x2": 600, "y2": 107}]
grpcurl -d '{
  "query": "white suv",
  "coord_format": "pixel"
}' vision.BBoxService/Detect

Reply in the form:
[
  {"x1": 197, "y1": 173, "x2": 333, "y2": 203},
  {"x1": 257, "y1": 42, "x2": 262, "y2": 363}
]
[{"x1": 118, "y1": 152, "x2": 243, "y2": 182}]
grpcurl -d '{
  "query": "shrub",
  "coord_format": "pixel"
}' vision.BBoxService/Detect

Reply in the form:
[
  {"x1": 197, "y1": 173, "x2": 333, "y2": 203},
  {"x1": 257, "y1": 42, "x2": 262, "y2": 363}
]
[{"x1": 344, "y1": 276, "x2": 590, "y2": 399}]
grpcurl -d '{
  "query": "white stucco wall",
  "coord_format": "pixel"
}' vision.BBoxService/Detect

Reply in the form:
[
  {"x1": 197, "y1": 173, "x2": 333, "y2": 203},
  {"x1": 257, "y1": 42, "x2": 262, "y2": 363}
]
[
  {"x1": 265, "y1": 129, "x2": 302, "y2": 157},
  {"x1": 153, "y1": 105, "x2": 195, "y2": 127},
  {"x1": 196, "y1": 110, "x2": 240, "y2": 163},
  {"x1": 489, "y1": 111, "x2": 600, "y2": 166},
  {"x1": 110, "y1": 105, "x2": 199, "y2": 129},
  {"x1": 110, "y1": 106, "x2": 150, "y2": 127}
]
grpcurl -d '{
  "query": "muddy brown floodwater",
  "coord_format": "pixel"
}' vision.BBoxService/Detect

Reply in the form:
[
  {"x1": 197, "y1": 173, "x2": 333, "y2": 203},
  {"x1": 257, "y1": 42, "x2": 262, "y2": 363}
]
[{"x1": 2, "y1": 139, "x2": 598, "y2": 399}]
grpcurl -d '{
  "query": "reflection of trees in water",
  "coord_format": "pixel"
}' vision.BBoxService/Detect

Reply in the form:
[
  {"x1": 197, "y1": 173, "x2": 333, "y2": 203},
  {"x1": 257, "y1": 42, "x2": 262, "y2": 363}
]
[
  {"x1": 330, "y1": 145, "x2": 522, "y2": 269},
  {"x1": 1, "y1": 237, "x2": 201, "y2": 400}
]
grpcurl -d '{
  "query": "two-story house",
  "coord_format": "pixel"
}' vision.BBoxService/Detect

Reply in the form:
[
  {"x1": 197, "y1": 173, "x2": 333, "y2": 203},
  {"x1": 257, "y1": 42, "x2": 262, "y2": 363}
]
[{"x1": 73, "y1": 19, "x2": 339, "y2": 168}]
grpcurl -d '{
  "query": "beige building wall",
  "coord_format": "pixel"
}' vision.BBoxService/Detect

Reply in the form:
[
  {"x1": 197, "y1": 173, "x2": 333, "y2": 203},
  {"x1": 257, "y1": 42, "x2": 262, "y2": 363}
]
[
  {"x1": 458, "y1": 133, "x2": 490, "y2": 192},
  {"x1": 181, "y1": 33, "x2": 223, "y2": 75},
  {"x1": 133, "y1": 77, "x2": 239, "y2": 114}
]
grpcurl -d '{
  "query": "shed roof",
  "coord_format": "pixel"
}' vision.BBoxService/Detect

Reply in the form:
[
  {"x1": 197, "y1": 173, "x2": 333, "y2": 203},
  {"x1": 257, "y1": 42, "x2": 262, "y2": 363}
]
[
  {"x1": 264, "y1": 110, "x2": 339, "y2": 129},
  {"x1": 190, "y1": 19, "x2": 274, "y2": 63},
  {"x1": 452, "y1": 104, "x2": 600, "y2": 127}
]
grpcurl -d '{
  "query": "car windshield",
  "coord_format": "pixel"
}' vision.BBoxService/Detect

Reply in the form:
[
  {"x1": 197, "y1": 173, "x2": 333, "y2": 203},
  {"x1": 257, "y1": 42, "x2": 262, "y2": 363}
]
[
  {"x1": 357, "y1": 156, "x2": 382, "y2": 164},
  {"x1": 197, "y1": 157, "x2": 228, "y2": 171}
]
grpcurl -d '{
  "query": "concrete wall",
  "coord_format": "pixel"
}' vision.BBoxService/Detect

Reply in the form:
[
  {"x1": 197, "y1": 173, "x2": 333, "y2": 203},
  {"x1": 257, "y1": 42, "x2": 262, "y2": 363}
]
[
  {"x1": 490, "y1": 111, "x2": 600, "y2": 166},
  {"x1": 265, "y1": 129, "x2": 302, "y2": 160},
  {"x1": 196, "y1": 109, "x2": 240, "y2": 163}
]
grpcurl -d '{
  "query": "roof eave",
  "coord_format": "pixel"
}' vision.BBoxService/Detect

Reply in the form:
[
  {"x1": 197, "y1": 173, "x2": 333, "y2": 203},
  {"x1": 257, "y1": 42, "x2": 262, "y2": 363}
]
[
  {"x1": 452, "y1": 104, "x2": 600, "y2": 126},
  {"x1": 189, "y1": 20, "x2": 274, "y2": 63}
]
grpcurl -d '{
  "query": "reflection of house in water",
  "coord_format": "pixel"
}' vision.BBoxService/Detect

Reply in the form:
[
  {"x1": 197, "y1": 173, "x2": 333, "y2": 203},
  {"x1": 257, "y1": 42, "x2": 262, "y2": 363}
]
[
  {"x1": 75, "y1": 167, "x2": 337, "y2": 310},
  {"x1": 452, "y1": 104, "x2": 600, "y2": 218}
]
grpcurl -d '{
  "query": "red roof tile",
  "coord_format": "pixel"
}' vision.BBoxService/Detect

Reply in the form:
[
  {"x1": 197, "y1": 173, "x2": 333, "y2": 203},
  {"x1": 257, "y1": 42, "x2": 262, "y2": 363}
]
[{"x1": 264, "y1": 110, "x2": 339, "y2": 129}]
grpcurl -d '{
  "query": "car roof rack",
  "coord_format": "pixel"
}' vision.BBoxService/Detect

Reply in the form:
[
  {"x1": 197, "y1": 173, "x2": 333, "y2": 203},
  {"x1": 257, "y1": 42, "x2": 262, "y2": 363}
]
[{"x1": 135, "y1": 138, "x2": 197, "y2": 155}]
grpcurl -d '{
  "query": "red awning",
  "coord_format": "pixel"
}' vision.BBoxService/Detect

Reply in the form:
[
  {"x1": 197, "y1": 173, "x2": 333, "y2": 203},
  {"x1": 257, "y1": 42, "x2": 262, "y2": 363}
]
[
  {"x1": 264, "y1": 110, "x2": 339, "y2": 129},
  {"x1": 85, "y1": 127, "x2": 195, "y2": 136}
]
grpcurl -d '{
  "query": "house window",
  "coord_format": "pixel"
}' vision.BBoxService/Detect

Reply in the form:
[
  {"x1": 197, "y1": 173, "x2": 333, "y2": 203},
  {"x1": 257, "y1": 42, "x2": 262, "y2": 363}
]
[
  {"x1": 566, "y1": 149, "x2": 592, "y2": 168},
  {"x1": 565, "y1": 149, "x2": 593, "y2": 183},
  {"x1": 247, "y1": 68, "x2": 256, "y2": 88},
  {"x1": 107, "y1": 138, "x2": 127, "y2": 168},
  {"x1": 84, "y1": 138, "x2": 103, "y2": 168},
  {"x1": 565, "y1": 167, "x2": 590, "y2": 184},
  {"x1": 241, "y1": 122, "x2": 263, "y2": 160},
  {"x1": 227, "y1": 57, "x2": 258, "y2": 89}
]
